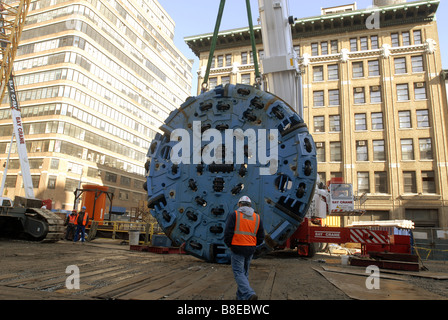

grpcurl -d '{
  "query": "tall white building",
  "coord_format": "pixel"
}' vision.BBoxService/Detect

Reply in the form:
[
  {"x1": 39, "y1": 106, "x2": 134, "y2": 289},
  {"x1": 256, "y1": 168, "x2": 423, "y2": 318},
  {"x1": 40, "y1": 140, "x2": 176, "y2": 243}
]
[{"x1": 0, "y1": 0, "x2": 192, "y2": 211}]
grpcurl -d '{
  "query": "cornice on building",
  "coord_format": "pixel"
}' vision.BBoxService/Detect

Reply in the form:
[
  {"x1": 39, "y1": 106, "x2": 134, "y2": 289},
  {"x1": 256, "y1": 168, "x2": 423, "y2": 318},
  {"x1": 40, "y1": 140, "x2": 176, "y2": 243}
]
[
  {"x1": 184, "y1": 0, "x2": 440, "y2": 57},
  {"x1": 442, "y1": 69, "x2": 448, "y2": 80}
]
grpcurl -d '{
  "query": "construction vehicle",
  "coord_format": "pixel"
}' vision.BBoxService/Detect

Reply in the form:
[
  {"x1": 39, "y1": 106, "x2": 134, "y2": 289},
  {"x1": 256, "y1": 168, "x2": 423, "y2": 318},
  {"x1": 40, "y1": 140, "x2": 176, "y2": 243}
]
[
  {"x1": 280, "y1": 176, "x2": 413, "y2": 258},
  {"x1": 307, "y1": 177, "x2": 365, "y2": 219},
  {"x1": 0, "y1": 1, "x2": 64, "y2": 242},
  {"x1": 279, "y1": 175, "x2": 414, "y2": 258}
]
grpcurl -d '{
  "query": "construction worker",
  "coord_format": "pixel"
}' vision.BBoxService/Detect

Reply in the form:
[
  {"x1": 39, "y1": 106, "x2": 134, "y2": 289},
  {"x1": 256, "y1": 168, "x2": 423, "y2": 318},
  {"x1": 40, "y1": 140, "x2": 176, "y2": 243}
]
[
  {"x1": 224, "y1": 196, "x2": 264, "y2": 300},
  {"x1": 65, "y1": 210, "x2": 77, "y2": 241},
  {"x1": 74, "y1": 206, "x2": 89, "y2": 243}
]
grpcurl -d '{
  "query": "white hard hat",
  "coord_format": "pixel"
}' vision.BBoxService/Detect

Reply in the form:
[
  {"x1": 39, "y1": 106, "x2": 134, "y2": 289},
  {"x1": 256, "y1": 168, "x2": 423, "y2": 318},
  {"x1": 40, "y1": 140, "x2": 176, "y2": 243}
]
[{"x1": 238, "y1": 196, "x2": 251, "y2": 203}]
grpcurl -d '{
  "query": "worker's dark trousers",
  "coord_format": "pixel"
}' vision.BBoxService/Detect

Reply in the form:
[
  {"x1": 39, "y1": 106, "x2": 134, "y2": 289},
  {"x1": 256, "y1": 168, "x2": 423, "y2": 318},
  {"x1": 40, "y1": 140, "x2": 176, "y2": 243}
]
[
  {"x1": 74, "y1": 225, "x2": 86, "y2": 243},
  {"x1": 65, "y1": 224, "x2": 75, "y2": 240},
  {"x1": 230, "y1": 251, "x2": 256, "y2": 300}
]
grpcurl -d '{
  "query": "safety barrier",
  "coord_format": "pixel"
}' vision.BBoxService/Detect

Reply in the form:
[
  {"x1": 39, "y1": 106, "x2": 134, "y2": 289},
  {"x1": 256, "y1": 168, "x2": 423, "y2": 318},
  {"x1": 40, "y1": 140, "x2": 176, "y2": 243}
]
[{"x1": 412, "y1": 228, "x2": 448, "y2": 260}]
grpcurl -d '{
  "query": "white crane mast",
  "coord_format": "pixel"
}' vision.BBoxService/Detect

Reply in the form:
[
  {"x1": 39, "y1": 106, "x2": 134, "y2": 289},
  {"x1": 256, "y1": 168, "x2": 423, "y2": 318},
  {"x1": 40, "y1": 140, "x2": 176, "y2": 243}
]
[
  {"x1": 258, "y1": 0, "x2": 302, "y2": 117},
  {"x1": 6, "y1": 76, "x2": 35, "y2": 199},
  {"x1": 0, "y1": 5, "x2": 35, "y2": 199}
]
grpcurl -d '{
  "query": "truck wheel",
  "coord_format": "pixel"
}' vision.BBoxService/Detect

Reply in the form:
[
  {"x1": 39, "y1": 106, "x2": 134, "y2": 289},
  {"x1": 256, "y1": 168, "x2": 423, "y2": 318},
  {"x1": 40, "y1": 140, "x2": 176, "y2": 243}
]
[{"x1": 297, "y1": 242, "x2": 317, "y2": 258}]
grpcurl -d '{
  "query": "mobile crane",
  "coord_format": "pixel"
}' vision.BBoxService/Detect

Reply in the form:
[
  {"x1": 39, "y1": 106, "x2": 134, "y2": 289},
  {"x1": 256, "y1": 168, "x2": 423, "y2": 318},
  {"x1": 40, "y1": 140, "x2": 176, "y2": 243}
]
[{"x1": 0, "y1": 1, "x2": 64, "y2": 241}]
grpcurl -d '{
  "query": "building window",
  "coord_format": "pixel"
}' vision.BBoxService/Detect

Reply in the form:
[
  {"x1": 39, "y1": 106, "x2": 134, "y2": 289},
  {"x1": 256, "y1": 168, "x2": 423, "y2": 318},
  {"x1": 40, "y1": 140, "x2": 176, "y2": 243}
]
[
  {"x1": 321, "y1": 41, "x2": 328, "y2": 55},
  {"x1": 316, "y1": 142, "x2": 325, "y2": 162},
  {"x1": 50, "y1": 158, "x2": 59, "y2": 169},
  {"x1": 328, "y1": 89, "x2": 340, "y2": 106},
  {"x1": 328, "y1": 64, "x2": 339, "y2": 80},
  {"x1": 371, "y1": 112, "x2": 383, "y2": 130},
  {"x1": 422, "y1": 171, "x2": 436, "y2": 193},
  {"x1": 402, "y1": 32, "x2": 410, "y2": 46},
  {"x1": 391, "y1": 33, "x2": 399, "y2": 47},
  {"x1": 360, "y1": 37, "x2": 368, "y2": 50},
  {"x1": 329, "y1": 115, "x2": 341, "y2": 132},
  {"x1": 419, "y1": 138, "x2": 433, "y2": 160},
  {"x1": 401, "y1": 139, "x2": 414, "y2": 160},
  {"x1": 313, "y1": 66, "x2": 324, "y2": 81},
  {"x1": 354, "y1": 87, "x2": 365, "y2": 104},
  {"x1": 398, "y1": 111, "x2": 411, "y2": 128},
  {"x1": 375, "y1": 172, "x2": 388, "y2": 193},
  {"x1": 371, "y1": 35, "x2": 379, "y2": 49},
  {"x1": 209, "y1": 77, "x2": 217, "y2": 89},
  {"x1": 405, "y1": 209, "x2": 439, "y2": 228},
  {"x1": 394, "y1": 57, "x2": 407, "y2": 74},
  {"x1": 355, "y1": 113, "x2": 367, "y2": 130},
  {"x1": 414, "y1": 82, "x2": 427, "y2": 100},
  {"x1": 87, "y1": 167, "x2": 100, "y2": 178},
  {"x1": 416, "y1": 110, "x2": 430, "y2": 127},
  {"x1": 331, "y1": 40, "x2": 338, "y2": 53},
  {"x1": 311, "y1": 43, "x2": 319, "y2": 56},
  {"x1": 403, "y1": 171, "x2": 416, "y2": 193},
  {"x1": 357, "y1": 172, "x2": 370, "y2": 193},
  {"x1": 48, "y1": 176, "x2": 57, "y2": 189},
  {"x1": 373, "y1": 140, "x2": 386, "y2": 161},
  {"x1": 120, "y1": 175, "x2": 131, "y2": 187},
  {"x1": 350, "y1": 38, "x2": 358, "y2": 51},
  {"x1": 241, "y1": 74, "x2": 250, "y2": 85},
  {"x1": 356, "y1": 141, "x2": 368, "y2": 161},
  {"x1": 370, "y1": 86, "x2": 382, "y2": 103},
  {"x1": 241, "y1": 52, "x2": 248, "y2": 64},
  {"x1": 5, "y1": 175, "x2": 16, "y2": 188},
  {"x1": 225, "y1": 54, "x2": 232, "y2": 66},
  {"x1": 105, "y1": 172, "x2": 117, "y2": 183},
  {"x1": 314, "y1": 116, "x2": 325, "y2": 132},
  {"x1": 217, "y1": 55, "x2": 223, "y2": 68},
  {"x1": 411, "y1": 56, "x2": 424, "y2": 73},
  {"x1": 368, "y1": 60, "x2": 380, "y2": 76},
  {"x1": 65, "y1": 178, "x2": 78, "y2": 191},
  {"x1": 313, "y1": 90, "x2": 324, "y2": 107},
  {"x1": 221, "y1": 76, "x2": 230, "y2": 85},
  {"x1": 413, "y1": 30, "x2": 422, "y2": 45},
  {"x1": 352, "y1": 61, "x2": 364, "y2": 78},
  {"x1": 119, "y1": 190, "x2": 130, "y2": 201},
  {"x1": 330, "y1": 142, "x2": 342, "y2": 162},
  {"x1": 397, "y1": 84, "x2": 409, "y2": 101}
]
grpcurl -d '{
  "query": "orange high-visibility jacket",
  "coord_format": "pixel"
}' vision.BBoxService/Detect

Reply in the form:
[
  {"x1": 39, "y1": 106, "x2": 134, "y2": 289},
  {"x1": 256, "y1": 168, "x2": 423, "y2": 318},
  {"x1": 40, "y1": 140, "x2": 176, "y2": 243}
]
[
  {"x1": 68, "y1": 214, "x2": 77, "y2": 224},
  {"x1": 76, "y1": 212, "x2": 88, "y2": 226},
  {"x1": 231, "y1": 210, "x2": 260, "y2": 246}
]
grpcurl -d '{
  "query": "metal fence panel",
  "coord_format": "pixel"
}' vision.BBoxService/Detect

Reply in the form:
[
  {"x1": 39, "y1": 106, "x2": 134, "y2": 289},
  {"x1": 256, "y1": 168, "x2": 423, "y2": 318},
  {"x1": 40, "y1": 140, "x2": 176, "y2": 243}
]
[{"x1": 413, "y1": 228, "x2": 448, "y2": 260}]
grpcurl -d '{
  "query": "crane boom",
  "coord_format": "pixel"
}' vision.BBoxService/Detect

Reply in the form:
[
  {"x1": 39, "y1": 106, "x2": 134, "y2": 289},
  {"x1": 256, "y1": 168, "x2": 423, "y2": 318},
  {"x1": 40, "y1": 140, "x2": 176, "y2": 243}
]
[
  {"x1": 257, "y1": 0, "x2": 302, "y2": 116},
  {"x1": 6, "y1": 75, "x2": 34, "y2": 198},
  {"x1": 1, "y1": 1, "x2": 34, "y2": 199}
]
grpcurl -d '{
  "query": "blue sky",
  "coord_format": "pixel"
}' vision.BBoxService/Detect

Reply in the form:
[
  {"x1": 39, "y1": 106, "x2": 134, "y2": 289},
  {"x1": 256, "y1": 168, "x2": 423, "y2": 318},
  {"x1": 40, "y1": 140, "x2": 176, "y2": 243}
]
[{"x1": 158, "y1": 0, "x2": 448, "y2": 95}]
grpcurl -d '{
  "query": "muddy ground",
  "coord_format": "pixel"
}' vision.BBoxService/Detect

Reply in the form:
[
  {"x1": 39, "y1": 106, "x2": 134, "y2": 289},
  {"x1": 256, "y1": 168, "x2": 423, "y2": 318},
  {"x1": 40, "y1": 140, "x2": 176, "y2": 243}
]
[{"x1": 0, "y1": 238, "x2": 448, "y2": 302}]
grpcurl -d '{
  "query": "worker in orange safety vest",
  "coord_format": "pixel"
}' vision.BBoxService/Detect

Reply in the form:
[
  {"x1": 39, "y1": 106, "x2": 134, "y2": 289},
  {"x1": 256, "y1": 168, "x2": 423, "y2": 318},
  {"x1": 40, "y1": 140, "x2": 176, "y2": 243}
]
[
  {"x1": 224, "y1": 196, "x2": 265, "y2": 300},
  {"x1": 74, "y1": 206, "x2": 89, "y2": 243},
  {"x1": 65, "y1": 210, "x2": 77, "y2": 240}
]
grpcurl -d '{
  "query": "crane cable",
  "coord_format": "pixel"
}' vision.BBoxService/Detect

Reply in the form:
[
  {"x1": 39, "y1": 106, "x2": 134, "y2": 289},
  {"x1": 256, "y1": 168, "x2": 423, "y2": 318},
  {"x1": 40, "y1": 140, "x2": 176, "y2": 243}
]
[{"x1": 201, "y1": 0, "x2": 261, "y2": 93}]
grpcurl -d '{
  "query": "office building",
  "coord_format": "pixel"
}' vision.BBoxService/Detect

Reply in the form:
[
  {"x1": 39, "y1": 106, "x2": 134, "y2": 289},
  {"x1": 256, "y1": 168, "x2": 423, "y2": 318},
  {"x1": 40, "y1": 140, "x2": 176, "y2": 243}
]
[{"x1": 0, "y1": 0, "x2": 192, "y2": 212}]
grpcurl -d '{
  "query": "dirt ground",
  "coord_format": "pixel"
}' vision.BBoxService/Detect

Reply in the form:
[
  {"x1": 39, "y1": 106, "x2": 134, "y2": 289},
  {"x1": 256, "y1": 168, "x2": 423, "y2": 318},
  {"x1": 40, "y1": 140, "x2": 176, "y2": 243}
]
[{"x1": 1, "y1": 238, "x2": 448, "y2": 302}]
